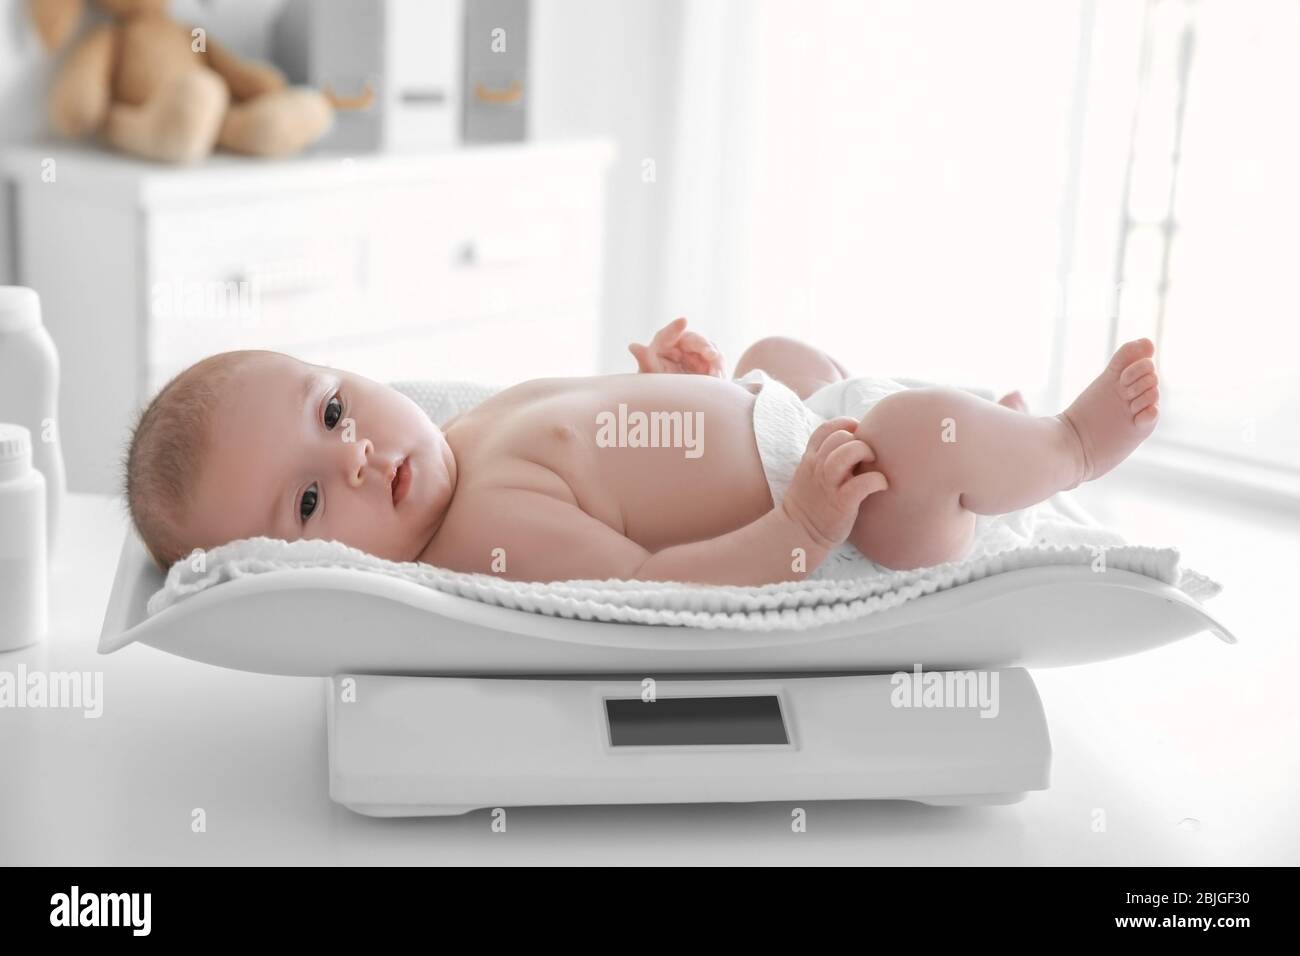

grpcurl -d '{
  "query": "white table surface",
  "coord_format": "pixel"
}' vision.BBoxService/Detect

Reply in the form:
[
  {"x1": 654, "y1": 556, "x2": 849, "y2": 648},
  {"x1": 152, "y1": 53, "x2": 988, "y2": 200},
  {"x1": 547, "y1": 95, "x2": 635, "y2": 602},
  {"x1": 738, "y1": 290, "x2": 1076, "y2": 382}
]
[{"x1": 1, "y1": 489, "x2": 1296, "y2": 866}]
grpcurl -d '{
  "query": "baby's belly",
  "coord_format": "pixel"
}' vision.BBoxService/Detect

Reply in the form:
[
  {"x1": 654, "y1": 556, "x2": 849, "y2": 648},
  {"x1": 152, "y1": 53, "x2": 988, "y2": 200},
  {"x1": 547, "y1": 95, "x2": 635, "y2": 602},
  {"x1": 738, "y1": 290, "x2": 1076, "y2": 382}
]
[
  {"x1": 556, "y1": 381, "x2": 775, "y2": 552},
  {"x1": 593, "y1": 435, "x2": 773, "y2": 553},
  {"x1": 453, "y1": 374, "x2": 777, "y2": 554}
]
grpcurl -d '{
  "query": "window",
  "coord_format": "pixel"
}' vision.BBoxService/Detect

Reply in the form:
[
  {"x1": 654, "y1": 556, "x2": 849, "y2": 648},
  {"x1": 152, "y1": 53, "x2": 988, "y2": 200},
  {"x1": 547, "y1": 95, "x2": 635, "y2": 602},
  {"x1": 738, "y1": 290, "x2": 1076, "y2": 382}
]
[
  {"x1": 663, "y1": 0, "x2": 1298, "y2": 486},
  {"x1": 1115, "y1": 0, "x2": 1300, "y2": 473},
  {"x1": 665, "y1": 1, "x2": 1088, "y2": 403}
]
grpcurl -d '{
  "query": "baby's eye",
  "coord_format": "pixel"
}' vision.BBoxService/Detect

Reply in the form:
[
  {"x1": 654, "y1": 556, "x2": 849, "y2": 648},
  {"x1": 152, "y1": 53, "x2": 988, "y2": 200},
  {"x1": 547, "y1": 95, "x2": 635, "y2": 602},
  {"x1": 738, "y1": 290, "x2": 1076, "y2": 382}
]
[
  {"x1": 323, "y1": 394, "x2": 343, "y2": 429},
  {"x1": 300, "y1": 483, "x2": 319, "y2": 522}
]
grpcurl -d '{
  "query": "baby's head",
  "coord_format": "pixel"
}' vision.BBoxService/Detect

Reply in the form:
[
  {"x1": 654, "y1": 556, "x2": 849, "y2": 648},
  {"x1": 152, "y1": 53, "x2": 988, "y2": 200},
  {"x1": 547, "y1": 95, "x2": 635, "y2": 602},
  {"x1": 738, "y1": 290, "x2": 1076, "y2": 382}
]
[{"x1": 124, "y1": 350, "x2": 456, "y2": 571}]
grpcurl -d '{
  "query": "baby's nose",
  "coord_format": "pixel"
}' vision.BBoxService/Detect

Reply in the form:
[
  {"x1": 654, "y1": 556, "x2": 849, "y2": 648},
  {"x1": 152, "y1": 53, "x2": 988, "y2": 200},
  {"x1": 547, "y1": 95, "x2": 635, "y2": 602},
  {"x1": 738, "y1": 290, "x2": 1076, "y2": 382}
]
[{"x1": 346, "y1": 438, "x2": 374, "y2": 488}]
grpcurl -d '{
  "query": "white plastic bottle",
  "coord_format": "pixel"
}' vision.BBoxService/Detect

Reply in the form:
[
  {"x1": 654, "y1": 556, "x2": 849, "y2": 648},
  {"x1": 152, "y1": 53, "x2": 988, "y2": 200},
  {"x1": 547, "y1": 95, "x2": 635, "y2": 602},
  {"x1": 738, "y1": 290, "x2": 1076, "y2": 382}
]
[
  {"x1": 0, "y1": 287, "x2": 65, "y2": 554},
  {"x1": 0, "y1": 424, "x2": 47, "y2": 651}
]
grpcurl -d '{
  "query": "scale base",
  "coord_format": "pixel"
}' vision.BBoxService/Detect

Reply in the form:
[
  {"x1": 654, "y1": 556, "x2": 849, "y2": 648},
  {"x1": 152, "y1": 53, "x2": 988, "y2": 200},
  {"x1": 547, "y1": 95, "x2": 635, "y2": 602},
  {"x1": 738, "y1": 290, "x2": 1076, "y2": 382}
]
[{"x1": 326, "y1": 669, "x2": 1051, "y2": 817}]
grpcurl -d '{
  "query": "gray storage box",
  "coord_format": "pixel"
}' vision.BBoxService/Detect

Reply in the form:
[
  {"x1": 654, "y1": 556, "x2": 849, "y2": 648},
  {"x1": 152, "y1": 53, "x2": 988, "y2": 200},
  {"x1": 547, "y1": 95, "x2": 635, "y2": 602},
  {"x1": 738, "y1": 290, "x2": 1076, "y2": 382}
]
[{"x1": 463, "y1": 0, "x2": 529, "y2": 142}]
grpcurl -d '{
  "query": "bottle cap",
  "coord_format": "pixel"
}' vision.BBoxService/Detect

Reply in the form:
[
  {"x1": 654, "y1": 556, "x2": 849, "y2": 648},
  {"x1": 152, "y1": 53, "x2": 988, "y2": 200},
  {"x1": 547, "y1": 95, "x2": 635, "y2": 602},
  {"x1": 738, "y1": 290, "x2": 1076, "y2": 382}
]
[
  {"x1": 0, "y1": 423, "x2": 33, "y2": 481},
  {"x1": 0, "y1": 286, "x2": 42, "y2": 334}
]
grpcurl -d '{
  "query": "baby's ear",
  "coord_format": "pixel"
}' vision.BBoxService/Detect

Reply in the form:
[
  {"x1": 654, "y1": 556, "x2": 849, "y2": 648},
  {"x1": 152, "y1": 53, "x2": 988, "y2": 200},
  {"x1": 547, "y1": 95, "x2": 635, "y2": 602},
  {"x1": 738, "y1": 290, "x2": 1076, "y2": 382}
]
[{"x1": 28, "y1": 0, "x2": 86, "y2": 51}]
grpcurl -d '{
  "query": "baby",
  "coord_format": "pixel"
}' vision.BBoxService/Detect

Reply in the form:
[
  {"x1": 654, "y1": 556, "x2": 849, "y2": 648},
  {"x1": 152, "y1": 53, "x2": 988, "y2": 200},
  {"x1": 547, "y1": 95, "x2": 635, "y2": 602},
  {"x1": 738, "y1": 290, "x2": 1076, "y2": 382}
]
[{"x1": 123, "y1": 319, "x2": 1160, "y2": 585}]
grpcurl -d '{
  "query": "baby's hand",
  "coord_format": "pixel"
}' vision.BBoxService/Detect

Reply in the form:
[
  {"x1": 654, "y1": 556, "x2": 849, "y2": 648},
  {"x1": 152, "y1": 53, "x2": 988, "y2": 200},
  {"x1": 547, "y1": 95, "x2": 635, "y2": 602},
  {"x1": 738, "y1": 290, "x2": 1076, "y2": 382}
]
[
  {"x1": 781, "y1": 417, "x2": 888, "y2": 549},
  {"x1": 628, "y1": 317, "x2": 725, "y2": 377}
]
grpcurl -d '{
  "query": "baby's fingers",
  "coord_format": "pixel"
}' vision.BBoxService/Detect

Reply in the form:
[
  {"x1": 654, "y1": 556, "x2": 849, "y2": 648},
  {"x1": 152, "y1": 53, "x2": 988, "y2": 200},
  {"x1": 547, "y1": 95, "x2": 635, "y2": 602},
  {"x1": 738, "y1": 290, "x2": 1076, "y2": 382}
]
[
  {"x1": 678, "y1": 332, "x2": 723, "y2": 374},
  {"x1": 840, "y1": 470, "x2": 888, "y2": 508},
  {"x1": 806, "y1": 416, "x2": 862, "y2": 454},
  {"x1": 678, "y1": 330, "x2": 714, "y2": 352},
  {"x1": 823, "y1": 437, "x2": 874, "y2": 484},
  {"x1": 628, "y1": 342, "x2": 657, "y2": 373},
  {"x1": 652, "y1": 316, "x2": 689, "y2": 347}
]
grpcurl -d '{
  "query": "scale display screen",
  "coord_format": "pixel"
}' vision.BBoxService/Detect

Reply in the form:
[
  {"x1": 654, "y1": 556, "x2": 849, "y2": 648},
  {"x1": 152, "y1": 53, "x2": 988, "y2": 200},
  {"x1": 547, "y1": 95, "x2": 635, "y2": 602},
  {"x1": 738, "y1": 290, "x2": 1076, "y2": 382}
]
[{"x1": 605, "y1": 695, "x2": 789, "y2": 747}]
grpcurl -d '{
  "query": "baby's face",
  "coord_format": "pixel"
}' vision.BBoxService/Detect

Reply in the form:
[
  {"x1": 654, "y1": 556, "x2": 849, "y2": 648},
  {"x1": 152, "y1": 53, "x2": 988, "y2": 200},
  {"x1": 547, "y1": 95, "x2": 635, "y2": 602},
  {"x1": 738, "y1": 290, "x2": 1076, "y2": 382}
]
[{"x1": 182, "y1": 352, "x2": 455, "y2": 562}]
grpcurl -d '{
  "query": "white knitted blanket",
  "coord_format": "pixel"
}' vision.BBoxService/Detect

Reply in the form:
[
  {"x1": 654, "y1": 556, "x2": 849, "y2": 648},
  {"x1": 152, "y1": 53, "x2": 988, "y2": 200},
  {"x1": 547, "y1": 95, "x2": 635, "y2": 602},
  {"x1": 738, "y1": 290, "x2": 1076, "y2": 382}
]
[
  {"x1": 145, "y1": 379, "x2": 1221, "y2": 629},
  {"x1": 146, "y1": 526, "x2": 1219, "y2": 629}
]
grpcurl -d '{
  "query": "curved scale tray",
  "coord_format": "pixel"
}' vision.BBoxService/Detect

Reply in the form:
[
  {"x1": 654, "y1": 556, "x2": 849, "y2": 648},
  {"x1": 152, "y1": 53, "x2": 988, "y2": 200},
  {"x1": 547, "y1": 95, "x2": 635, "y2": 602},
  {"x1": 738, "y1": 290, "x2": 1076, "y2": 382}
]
[{"x1": 99, "y1": 529, "x2": 1233, "y2": 678}]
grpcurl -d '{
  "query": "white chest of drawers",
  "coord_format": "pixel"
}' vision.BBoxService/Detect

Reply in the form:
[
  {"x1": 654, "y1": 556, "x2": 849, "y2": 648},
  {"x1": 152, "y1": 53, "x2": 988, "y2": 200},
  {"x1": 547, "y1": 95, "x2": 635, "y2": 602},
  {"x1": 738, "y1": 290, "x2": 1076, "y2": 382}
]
[{"x1": 1, "y1": 140, "x2": 612, "y2": 493}]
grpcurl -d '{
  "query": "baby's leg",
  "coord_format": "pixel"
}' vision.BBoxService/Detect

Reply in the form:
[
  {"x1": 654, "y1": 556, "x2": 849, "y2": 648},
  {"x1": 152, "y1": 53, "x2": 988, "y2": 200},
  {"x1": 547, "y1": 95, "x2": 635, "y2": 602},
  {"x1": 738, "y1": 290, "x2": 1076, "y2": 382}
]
[
  {"x1": 734, "y1": 336, "x2": 850, "y2": 400},
  {"x1": 849, "y1": 339, "x2": 1158, "y2": 570},
  {"x1": 849, "y1": 388, "x2": 1080, "y2": 568}
]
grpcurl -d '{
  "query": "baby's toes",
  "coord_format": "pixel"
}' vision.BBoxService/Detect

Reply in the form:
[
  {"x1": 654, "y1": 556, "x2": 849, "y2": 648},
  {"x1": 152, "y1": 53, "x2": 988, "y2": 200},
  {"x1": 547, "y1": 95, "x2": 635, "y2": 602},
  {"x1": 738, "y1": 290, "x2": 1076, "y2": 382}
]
[
  {"x1": 1121, "y1": 371, "x2": 1158, "y2": 400},
  {"x1": 1109, "y1": 337, "x2": 1155, "y2": 374},
  {"x1": 1129, "y1": 384, "x2": 1159, "y2": 416},
  {"x1": 1120, "y1": 356, "x2": 1154, "y2": 386},
  {"x1": 1134, "y1": 404, "x2": 1159, "y2": 427}
]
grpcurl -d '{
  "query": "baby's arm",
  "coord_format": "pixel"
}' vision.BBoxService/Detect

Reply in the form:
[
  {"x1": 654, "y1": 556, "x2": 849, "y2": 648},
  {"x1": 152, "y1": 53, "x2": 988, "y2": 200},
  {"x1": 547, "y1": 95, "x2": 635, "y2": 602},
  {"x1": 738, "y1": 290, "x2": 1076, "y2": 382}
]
[
  {"x1": 468, "y1": 491, "x2": 821, "y2": 585},
  {"x1": 457, "y1": 418, "x2": 884, "y2": 585}
]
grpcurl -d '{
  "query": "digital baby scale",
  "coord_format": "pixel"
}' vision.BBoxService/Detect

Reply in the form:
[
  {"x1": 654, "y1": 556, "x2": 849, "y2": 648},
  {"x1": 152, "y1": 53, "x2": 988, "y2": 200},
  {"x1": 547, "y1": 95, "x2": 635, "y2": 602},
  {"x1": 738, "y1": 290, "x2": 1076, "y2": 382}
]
[
  {"x1": 99, "y1": 525, "x2": 1232, "y2": 818},
  {"x1": 326, "y1": 670, "x2": 1049, "y2": 815}
]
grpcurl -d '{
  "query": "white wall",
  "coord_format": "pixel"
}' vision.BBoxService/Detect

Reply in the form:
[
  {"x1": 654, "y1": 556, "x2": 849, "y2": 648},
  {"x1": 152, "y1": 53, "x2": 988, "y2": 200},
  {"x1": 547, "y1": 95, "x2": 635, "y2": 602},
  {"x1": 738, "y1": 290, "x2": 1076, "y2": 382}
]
[
  {"x1": 0, "y1": 0, "x2": 681, "y2": 367},
  {"x1": 530, "y1": 0, "x2": 684, "y2": 371}
]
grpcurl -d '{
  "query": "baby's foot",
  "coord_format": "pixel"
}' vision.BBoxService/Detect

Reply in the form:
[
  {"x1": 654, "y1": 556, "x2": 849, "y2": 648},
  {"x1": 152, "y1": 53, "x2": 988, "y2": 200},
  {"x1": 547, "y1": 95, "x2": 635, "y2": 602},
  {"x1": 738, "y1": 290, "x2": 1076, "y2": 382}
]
[
  {"x1": 997, "y1": 390, "x2": 1028, "y2": 412},
  {"x1": 1057, "y1": 338, "x2": 1159, "y2": 484}
]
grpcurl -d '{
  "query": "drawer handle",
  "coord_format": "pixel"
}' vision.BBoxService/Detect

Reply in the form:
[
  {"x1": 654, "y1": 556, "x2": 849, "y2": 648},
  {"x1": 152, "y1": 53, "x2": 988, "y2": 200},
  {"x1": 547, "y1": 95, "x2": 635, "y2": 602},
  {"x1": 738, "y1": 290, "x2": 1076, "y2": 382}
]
[
  {"x1": 473, "y1": 80, "x2": 524, "y2": 105},
  {"x1": 453, "y1": 228, "x2": 558, "y2": 268},
  {"x1": 455, "y1": 242, "x2": 478, "y2": 267},
  {"x1": 452, "y1": 240, "x2": 533, "y2": 268},
  {"x1": 399, "y1": 88, "x2": 447, "y2": 106},
  {"x1": 324, "y1": 81, "x2": 376, "y2": 111}
]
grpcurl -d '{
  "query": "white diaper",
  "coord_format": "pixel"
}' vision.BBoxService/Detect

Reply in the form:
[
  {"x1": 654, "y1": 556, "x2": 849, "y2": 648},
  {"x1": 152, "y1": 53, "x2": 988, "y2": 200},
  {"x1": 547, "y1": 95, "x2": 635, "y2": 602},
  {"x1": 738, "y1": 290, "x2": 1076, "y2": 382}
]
[
  {"x1": 803, "y1": 374, "x2": 914, "y2": 420},
  {"x1": 738, "y1": 369, "x2": 905, "y2": 503},
  {"x1": 737, "y1": 369, "x2": 912, "y2": 578}
]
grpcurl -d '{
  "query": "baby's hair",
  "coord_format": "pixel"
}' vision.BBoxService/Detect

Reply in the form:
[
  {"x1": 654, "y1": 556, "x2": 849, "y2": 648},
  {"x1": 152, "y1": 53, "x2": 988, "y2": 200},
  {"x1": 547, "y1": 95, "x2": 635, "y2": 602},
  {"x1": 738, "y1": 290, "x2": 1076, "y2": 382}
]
[{"x1": 121, "y1": 350, "x2": 260, "y2": 572}]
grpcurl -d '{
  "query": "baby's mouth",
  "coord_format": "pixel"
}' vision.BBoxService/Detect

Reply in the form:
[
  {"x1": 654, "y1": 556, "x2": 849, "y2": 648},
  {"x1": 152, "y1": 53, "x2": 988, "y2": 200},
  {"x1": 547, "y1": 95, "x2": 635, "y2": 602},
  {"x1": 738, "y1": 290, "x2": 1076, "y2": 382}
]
[{"x1": 391, "y1": 456, "x2": 412, "y2": 506}]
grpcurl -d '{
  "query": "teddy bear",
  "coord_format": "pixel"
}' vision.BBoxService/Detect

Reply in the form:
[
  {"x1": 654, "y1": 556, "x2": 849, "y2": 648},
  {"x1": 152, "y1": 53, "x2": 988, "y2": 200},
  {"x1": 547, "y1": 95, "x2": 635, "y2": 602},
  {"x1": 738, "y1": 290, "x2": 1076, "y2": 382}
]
[{"x1": 28, "y1": 0, "x2": 340, "y2": 163}]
